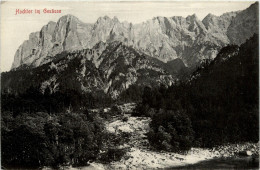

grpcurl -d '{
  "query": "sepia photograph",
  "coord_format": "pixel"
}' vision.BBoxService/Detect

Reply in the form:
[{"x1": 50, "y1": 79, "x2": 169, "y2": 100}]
[{"x1": 0, "y1": 0, "x2": 259, "y2": 169}]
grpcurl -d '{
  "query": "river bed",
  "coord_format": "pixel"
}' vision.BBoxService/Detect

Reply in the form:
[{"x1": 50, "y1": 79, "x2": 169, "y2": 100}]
[{"x1": 168, "y1": 156, "x2": 259, "y2": 169}]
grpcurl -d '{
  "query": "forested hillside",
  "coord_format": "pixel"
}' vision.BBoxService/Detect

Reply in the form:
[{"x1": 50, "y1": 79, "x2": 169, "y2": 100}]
[{"x1": 134, "y1": 34, "x2": 259, "y2": 150}]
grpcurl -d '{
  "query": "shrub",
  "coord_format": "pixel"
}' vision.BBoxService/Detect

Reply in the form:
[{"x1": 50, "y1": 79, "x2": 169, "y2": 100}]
[
  {"x1": 109, "y1": 105, "x2": 121, "y2": 115},
  {"x1": 122, "y1": 116, "x2": 128, "y2": 122},
  {"x1": 132, "y1": 104, "x2": 152, "y2": 117},
  {"x1": 148, "y1": 110, "x2": 194, "y2": 152},
  {"x1": 99, "y1": 148, "x2": 127, "y2": 163}
]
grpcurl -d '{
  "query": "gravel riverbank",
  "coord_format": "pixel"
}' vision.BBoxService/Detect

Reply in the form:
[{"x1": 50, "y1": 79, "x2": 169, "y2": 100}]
[{"x1": 98, "y1": 113, "x2": 259, "y2": 169}]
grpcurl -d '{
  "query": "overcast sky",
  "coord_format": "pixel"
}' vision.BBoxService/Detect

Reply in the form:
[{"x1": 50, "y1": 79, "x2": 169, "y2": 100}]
[{"x1": 0, "y1": 1, "x2": 256, "y2": 72}]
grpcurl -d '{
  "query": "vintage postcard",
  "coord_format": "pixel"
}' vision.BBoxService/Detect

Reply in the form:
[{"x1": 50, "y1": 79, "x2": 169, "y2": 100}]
[{"x1": 0, "y1": 1, "x2": 259, "y2": 169}]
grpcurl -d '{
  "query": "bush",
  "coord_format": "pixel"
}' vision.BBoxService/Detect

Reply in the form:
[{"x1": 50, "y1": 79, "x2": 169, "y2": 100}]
[
  {"x1": 99, "y1": 148, "x2": 127, "y2": 163},
  {"x1": 97, "y1": 132, "x2": 130, "y2": 163},
  {"x1": 109, "y1": 105, "x2": 121, "y2": 115},
  {"x1": 148, "y1": 110, "x2": 194, "y2": 152},
  {"x1": 122, "y1": 116, "x2": 128, "y2": 122},
  {"x1": 132, "y1": 104, "x2": 154, "y2": 117}
]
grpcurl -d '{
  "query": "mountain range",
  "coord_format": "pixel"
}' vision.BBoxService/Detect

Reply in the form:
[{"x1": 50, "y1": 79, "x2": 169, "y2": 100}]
[
  {"x1": 12, "y1": 2, "x2": 258, "y2": 70},
  {"x1": 2, "y1": 2, "x2": 259, "y2": 99}
]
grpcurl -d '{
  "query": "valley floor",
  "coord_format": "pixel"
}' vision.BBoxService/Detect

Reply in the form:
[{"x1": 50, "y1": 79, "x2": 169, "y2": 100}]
[{"x1": 76, "y1": 103, "x2": 259, "y2": 170}]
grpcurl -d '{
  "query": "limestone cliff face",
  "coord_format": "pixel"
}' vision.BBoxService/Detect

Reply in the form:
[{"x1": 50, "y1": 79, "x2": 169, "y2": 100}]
[
  {"x1": 12, "y1": 21, "x2": 56, "y2": 69},
  {"x1": 227, "y1": 3, "x2": 259, "y2": 45},
  {"x1": 202, "y1": 12, "x2": 238, "y2": 44},
  {"x1": 11, "y1": 2, "x2": 259, "y2": 70}
]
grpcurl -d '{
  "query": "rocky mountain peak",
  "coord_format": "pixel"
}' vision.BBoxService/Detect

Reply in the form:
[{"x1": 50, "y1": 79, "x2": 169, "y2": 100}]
[
  {"x1": 185, "y1": 14, "x2": 207, "y2": 34},
  {"x1": 186, "y1": 14, "x2": 199, "y2": 21},
  {"x1": 94, "y1": 16, "x2": 118, "y2": 31},
  {"x1": 249, "y1": 2, "x2": 258, "y2": 10},
  {"x1": 112, "y1": 16, "x2": 119, "y2": 22},
  {"x1": 40, "y1": 21, "x2": 56, "y2": 37},
  {"x1": 96, "y1": 15, "x2": 112, "y2": 23},
  {"x1": 58, "y1": 14, "x2": 80, "y2": 22},
  {"x1": 55, "y1": 14, "x2": 82, "y2": 30},
  {"x1": 203, "y1": 13, "x2": 217, "y2": 24},
  {"x1": 227, "y1": 2, "x2": 259, "y2": 45}
]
